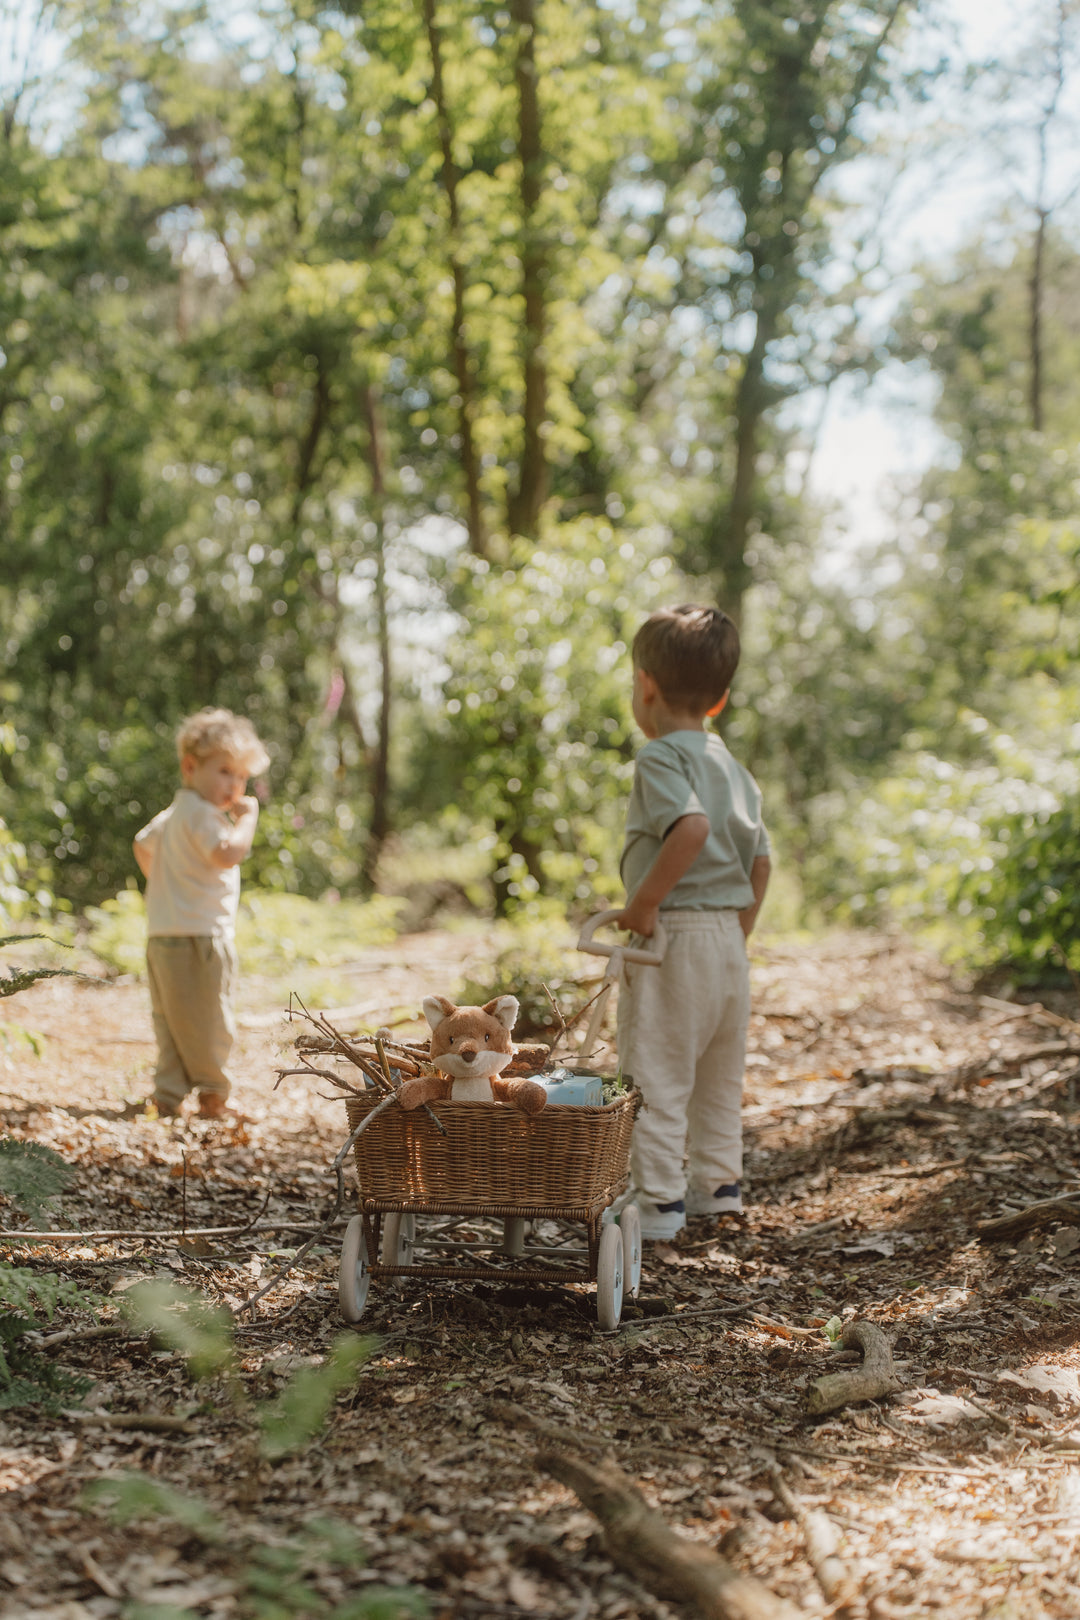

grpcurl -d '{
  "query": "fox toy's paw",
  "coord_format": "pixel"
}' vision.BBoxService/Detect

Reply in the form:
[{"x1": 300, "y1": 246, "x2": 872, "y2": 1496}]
[
  {"x1": 491, "y1": 1076, "x2": 548, "y2": 1115},
  {"x1": 397, "y1": 1076, "x2": 447, "y2": 1111}
]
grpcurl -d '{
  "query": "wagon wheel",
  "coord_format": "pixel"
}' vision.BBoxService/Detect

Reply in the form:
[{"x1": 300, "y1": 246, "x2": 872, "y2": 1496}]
[
  {"x1": 619, "y1": 1203, "x2": 642, "y2": 1300},
  {"x1": 380, "y1": 1212, "x2": 416, "y2": 1269},
  {"x1": 596, "y1": 1222, "x2": 624, "y2": 1330},
  {"x1": 338, "y1": 1215, "x2": 371, "y2": 1323}
]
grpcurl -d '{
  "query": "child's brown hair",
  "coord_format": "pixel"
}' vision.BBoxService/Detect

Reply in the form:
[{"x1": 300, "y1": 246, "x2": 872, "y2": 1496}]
[
  {"x1": 632, "y1": 604, "x2": 740, "y2": 712},
  {"x1": 176, "y1": 708, "x2": 270, "y2": 775}
]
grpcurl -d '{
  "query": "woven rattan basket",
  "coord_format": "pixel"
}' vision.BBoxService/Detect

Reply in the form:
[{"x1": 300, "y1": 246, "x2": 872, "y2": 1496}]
[{"x1": 345, "y1": 1090, "x2": 639, "y2": 1218}]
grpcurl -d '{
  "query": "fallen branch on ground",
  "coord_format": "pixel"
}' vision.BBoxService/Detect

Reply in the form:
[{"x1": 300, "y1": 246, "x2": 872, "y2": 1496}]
[
  {"x1": 64, "y1": 1410, "x2": 197, "y2": 1435},
  {"x1": 768, "y1": 1468, "x2": 861, "y2": 1615},
  {"x1": 38, "y1": 1323, "x2": 128, "y2": 1349},
  {"x1": 805, "y1": 1320, "x2": 902, "y2": 1416},
  {"x1": 535, "y1": 1445, "x2": 804, "y2": 1620},
  {"x1": 0, "y1": 1217, "x2": 343, "y2": 1246},
  {"x1": 976, "y1": 1193, "x2": 1080, "y2": 1242},
  {"x1": 491, "y1": 1402, "x2": 798, "y2": 1614}
]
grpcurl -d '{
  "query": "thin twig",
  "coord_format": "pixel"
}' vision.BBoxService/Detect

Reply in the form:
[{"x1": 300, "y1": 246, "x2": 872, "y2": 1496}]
[
  {"x1": 274, "y1": 1064, "x2": 367, "y2": 1097},
  {"x1": 376, "y1": 1031, "x2": 446, "y2": 1135},
  {"x1": 540, "y1": 982, "x2": 569, "y2": 1061}
]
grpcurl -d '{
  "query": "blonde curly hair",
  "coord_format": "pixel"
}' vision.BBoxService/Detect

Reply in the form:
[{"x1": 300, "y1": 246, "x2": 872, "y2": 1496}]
[{"x1": 175, "y1": 708, "x2": 270, "y2": 775}]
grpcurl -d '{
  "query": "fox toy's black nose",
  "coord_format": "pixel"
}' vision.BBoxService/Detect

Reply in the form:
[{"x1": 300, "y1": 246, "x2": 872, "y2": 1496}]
[{"x1": 458, "y1": 1043, "x2": 479, "y2": 1064}]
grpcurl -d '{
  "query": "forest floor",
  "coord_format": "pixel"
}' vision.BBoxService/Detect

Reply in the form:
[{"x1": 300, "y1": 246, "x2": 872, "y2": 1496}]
[{"x1": 2, "y1": 926, "x2": 1080, "y2": 1620}]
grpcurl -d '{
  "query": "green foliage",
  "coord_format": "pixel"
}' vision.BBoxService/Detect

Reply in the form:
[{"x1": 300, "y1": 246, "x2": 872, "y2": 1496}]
[
  {"x1": 120, "y1": 1281, "x2": 235, "y2": 1382},
  {"x1": 82, "y1": 1474, "x2": 223, "y2": 1543},
  {"x1": 459, "y1": 918, "x2": 587, "y2": 1036},
  {"x1": 797, "y1": 711, "x2": 1075, "y2": 959},
  {"x1": 0, "y1": 931, "x2": 80, "y2": 999},
  {"x1": 0, "y1": 1135, "x2": 73, "y2": 1225},
  {"x1": 0, "y1": 0, "x2": 922, "y2": 913},
  {"x1": 118, "y1": 1281, "x2": 373, "y2": 1462},
  {"x1": 237, "y1": 893, "x2": 404, "y2": 975},
  {"x1": 260, "y1": 1335, "x2": 375, "y2": 1459},
  {"x1": 82, "y1": 891, "x2": 147, "y2": 977},
  {"x1": 424, "y1": 525, "x2": 675, "y2": 914},
  {"x1": 85, "y1": 890, "x2": 406, "y2": 991},
  {"x1": 0, "y1": 776, "x2": 54, "y2": 922},
  {"x1": 84, "y1": 1491, "x2": 427, "y2": 1619},
  {"x1": 959, "y1": 799, "x2": 1080, "y2": 977},
  {"x1": 0, "y1": 1264, "x2": 99, "y2": 1411},
  {"x1": 0, "y1": 1125, "x2": 94, "y2": 1409}
]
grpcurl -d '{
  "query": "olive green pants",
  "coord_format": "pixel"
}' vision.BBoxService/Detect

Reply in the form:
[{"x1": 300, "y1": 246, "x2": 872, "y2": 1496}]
[{"x1": 146, "y1": 935, "x2": 237, "y2": 1106}]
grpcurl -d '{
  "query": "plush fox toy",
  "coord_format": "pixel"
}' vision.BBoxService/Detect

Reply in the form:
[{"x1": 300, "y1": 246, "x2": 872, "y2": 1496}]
[{"x1": 396, "y1": 995, "x2": 547, "y2": 1114}]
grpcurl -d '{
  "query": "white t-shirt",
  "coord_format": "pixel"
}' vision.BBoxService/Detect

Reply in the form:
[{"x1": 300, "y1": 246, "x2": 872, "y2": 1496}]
[{"x1": 135, "y1": 789, "x2": 242, "y2": 938}]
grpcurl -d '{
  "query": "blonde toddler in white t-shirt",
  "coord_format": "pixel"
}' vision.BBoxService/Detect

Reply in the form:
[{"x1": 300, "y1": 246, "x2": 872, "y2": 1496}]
[{"x1": 133, "y1": 708, "x2": 269, "y2": 1119}]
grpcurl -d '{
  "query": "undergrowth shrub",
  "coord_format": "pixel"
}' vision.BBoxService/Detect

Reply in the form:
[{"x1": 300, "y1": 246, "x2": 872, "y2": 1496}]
[
  {"x1": 802, "y1": 718, "x2": 1076, "y2": 965},
  {"x1": 0, "y1": 933, "x2": 100, "y2": 1407},
  {"x1": 0, "y1": 1266, "x2": 99, "y2": 1412},
  {"x1": 458, "y1": 917, "x2": 593, "y2": 1035},
  {"x1": 82, "y1": 1479, "x2": 428, "y2": 1619},
  {"x1": 84, "y1": 1285, "x2": 422, "y2": 1618},
  {"x1": 85, "y1": 890, "x2": 406, "y2": 987},
  {"x1": 0, "y1": 1130, "x2": 98, "y2": 1410},
  {"x1": 0, "y1": 1135, "x2": 72, "y2": 1225},
  {"x1": 958, "y1": 798, "x2": 1080, "y2": 978}
]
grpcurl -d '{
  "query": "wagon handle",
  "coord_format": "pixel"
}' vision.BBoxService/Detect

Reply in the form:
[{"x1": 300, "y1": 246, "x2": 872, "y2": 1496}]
[
  {"x1": 574, "y1": 910, "x2": 665, "y2": 1059},
  {"x1": 576, "y1": 909, "x2": 666, "y2": 966}
]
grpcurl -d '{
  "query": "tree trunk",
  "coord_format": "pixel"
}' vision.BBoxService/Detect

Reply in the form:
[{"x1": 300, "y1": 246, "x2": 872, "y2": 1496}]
[
  {"x1": 291, "y1": 354, "x2": 330, "y2": 528},
  {"x1": 506, "y1": 0, "x2": 548, "y2": 539},
  {"x1": 422, "y1": 0, "x2": 488, "y2": 557},
  {"x1": 492, "y1": 816, "x2": 545, "y2": 917},
  {"x1": 361, "y1": 383, "x2": 393, "y2": 891},
  {"x1": 1029, "y1": 207, "x2": 1046, "y2": 432}
]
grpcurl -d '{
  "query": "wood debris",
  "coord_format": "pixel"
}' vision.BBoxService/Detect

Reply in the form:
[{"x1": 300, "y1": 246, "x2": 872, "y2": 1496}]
[{"x1": 2, "y1": 928, "x2": 1080, "y2": 1618}]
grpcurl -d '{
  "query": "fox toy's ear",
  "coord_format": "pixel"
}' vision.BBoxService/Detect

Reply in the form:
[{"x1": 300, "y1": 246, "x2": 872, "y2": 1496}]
[
  {"x1": 423, "y1": 995, "x2": 457, "y2": 1031},
  {"x1": 484, "y1": 995, "x2": 519, "y2": 1033}
]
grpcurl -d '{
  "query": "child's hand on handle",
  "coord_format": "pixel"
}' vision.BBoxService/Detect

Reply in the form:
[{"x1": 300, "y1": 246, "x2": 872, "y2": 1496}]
[
  {"x1": 231, "y1": 794, "x2": 260, "y2": 822},
  {"x1": 612, "y1": 898, "x2": 659, "y2": 939},
  {"x1": 612, "y1": 812, "x2": 709, "y2": 942}
]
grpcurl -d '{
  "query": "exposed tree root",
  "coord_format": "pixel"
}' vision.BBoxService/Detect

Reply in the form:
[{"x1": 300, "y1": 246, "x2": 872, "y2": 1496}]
[{"x1": 806, "y1": 1320, "x2": 902, "y2": 1416}]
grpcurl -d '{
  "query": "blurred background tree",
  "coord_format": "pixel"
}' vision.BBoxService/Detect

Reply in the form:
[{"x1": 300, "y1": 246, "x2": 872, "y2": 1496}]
[{"x1": 3, "y1": 0, "x2": 1080, "y2": 978}]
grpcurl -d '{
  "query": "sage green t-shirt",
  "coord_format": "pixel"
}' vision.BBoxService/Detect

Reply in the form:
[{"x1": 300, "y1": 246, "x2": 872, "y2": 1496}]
[{"x1": 620, "y1": 731, "x2": 770, "y2": 912}]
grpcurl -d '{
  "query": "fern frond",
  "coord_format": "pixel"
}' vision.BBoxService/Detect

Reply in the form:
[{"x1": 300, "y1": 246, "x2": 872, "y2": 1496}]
[{"x1": 0, "y1": 1137, "x2": 73, "y2": 1224}]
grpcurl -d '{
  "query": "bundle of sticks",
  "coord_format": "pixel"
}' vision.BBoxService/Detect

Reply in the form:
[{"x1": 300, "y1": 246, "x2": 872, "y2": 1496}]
[
  {"x1": 293, "y1": 1017, "x2": 555, "y2": 1079},
  {"x1": 272, "y1": 1001, "x2": 444, "y2": 1136}
]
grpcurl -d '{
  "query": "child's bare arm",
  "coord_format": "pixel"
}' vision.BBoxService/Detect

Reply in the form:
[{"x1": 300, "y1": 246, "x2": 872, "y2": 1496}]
[
  {"x1": 614, "y1": 813, "x2": 709, "y2": 938},
  {"x1": 739, "y1": 854, "x2": 770, "y2": 938},
  {"x1": 207, "y1": 797, "x2": 260, "y2": 869},
  {"x1": 133, "y1": 838, "x2": 153, "y2": 879}
]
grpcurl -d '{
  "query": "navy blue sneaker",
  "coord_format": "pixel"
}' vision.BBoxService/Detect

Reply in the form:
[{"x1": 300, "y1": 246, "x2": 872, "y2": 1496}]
[{"x1": 686, "y1": 1182, "x2": 742, "y2": 1216}]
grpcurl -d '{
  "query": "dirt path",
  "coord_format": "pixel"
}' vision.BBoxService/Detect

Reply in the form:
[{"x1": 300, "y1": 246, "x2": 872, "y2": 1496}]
[{"x1": 2, "y1": 929, "x2": 1080, "y2": 1619}]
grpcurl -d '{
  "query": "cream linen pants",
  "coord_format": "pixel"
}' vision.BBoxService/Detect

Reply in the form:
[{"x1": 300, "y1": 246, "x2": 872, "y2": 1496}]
[
  {"x1": 146, "y1": 935, "x2": 237, "y2": 1106},
  {"x1": 616, "y1": 910, "x2": 750, "y2": 1208}
]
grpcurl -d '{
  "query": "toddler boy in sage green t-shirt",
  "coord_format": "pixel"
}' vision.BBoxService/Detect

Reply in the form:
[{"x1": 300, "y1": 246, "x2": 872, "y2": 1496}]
[{"x1": 612, "y1": 604, "x2": 770, "y2": 1240}]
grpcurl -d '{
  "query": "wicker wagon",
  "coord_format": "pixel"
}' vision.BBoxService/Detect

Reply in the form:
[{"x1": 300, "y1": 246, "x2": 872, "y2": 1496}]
[{"x1": 337, "y1": 1088, "x2": 642, "y2": 1330}]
